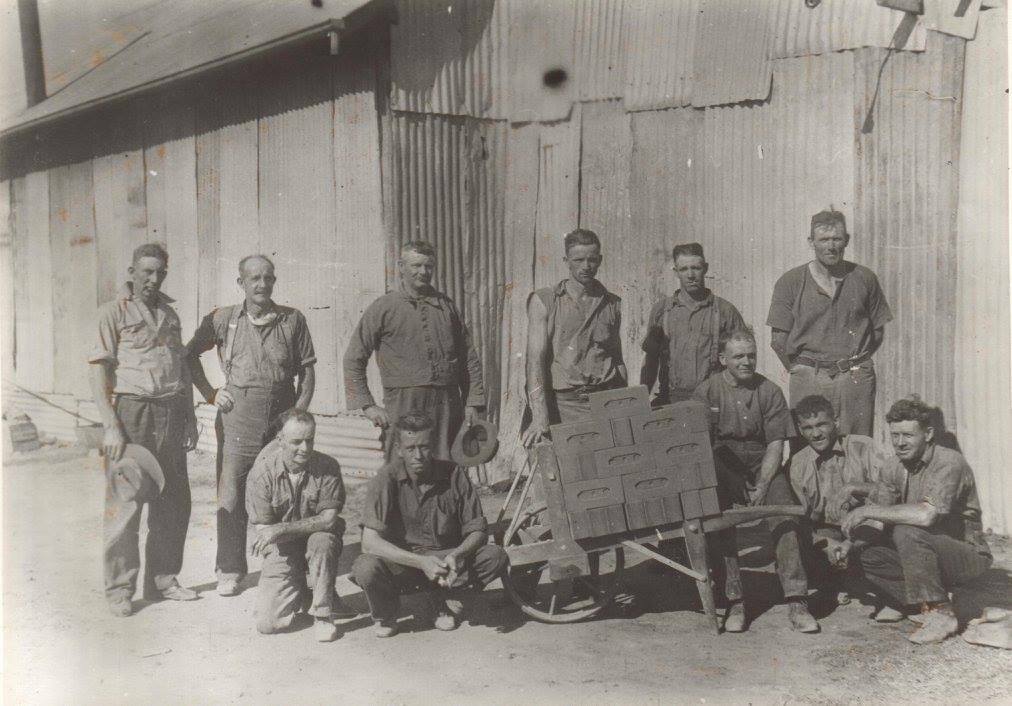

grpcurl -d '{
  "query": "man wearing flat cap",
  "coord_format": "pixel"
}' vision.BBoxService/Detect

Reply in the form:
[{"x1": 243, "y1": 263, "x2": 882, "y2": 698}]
[{"x1": 768, "y1": 209, "x2": 893, "y2": 437}]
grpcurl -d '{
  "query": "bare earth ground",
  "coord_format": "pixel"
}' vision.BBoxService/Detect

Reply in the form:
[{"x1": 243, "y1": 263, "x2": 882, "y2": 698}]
[{"x1": 3, "y1": 444, "x2": 1010, "y2": 706}]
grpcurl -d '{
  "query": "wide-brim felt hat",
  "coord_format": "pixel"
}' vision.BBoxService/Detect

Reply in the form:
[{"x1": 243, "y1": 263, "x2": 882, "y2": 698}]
[
  {"x1": 109, "y1": 443, "x2": 165, "y2": 502},
  {"x1": 451, "y1": 419, "x2": 499, "y2": 466}
]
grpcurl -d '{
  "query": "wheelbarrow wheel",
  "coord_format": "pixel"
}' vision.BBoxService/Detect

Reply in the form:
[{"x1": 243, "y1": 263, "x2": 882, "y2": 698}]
[{"x1": 502, "y1": 513, "x2": 625, "y2": 624}]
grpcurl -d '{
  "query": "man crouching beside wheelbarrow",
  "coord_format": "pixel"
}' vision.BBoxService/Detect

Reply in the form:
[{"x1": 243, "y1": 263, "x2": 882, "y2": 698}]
[
  {"x1": 693, "y1": 328, "x2": 818, "y2": 633},
  {"x1": 353, "y1": 412, "x2": 509, "y2": 637}
]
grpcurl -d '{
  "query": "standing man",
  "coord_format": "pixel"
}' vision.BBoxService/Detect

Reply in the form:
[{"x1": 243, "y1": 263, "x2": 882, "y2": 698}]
[
  {"x1": 693, "y1": 329, "x2": 817, "y2": 633},
  {"x1": 352, "y1": 412, "x2": 508, "y2": 637},
  {"x1": 246, "y1": 410, "x2": 346, "y2": 642},
  {"x1": 767, "y1": 209, "x2": 892, "y2": 436},
  {"x1": 89, "y1": 243, "x2": 199, "y2": 616},
  {"x1": 186, "y1": 254, "x2": 316, "y2": 597},
  {"x1": 841, "y1": 398, "x2": 992, "y2": 645},
  {"x1": 522, "y1": 229, "x2": 626, "y2": 446},
  {"x1": 641, "y1": 243, "x2": 745, "y2": 405},
  {"x1": 344, "y1": 240, "x2": 484, "y2": 460}
]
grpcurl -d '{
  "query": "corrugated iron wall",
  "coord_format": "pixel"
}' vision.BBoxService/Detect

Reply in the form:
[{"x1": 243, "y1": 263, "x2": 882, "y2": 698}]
[{"x1": 955, "y1": 7, "x2": 1010, "y2": 534}]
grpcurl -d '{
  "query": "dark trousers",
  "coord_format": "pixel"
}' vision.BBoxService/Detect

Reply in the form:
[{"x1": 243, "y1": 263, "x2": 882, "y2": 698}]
[
  {"x1": 709, "y1": 441, "x2": 808, "y2": 601},
  {"x1": 215, "y1": 449, "x2": 257, "y2": 581},
  {"x1": 256, "y1": 531, "x2": 343, "y2": 634},
  {"x1": 382, "y1": 385, "x2": 462, "y2": 462},
  {"x1": 788, "y1": 361, "x2": 876, "y2": 437},
  {"x1": 856, "y1": 525, "x2": 992, "y2": 607},
  {"x1": 104, "y1": 395, "x2": 191, "y2": 602},
  {"x1": 352, "y1": 545, "x2": 508, "y2": 622}
]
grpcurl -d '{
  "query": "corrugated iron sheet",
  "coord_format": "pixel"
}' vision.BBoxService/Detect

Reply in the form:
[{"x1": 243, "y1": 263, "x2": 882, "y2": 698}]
[
  {"x1": 7, "y1": 0, "x2": 383, "y2": 133},
  {"x1": 852, "y1": 33, "x2": 965, "y2": 445},
  {"x1": 574, "y1": 0, "x2": 626, "y2": 102},
  {"x1": 692, "y1": 0, "x2": 774, "y2": 107},
  {"x1": 384, "y1": 112, "x2": 508, "y2": 419},
  {"x1": 0, "y1": 179, "x2": 15, "y2": 379},
  {"x1": 770, "y1": 0, "x2": 927, "y2": 59},
  {"x1": 390, "y1": 0, "x2": 508, "y2": 119},
  {"x1": 622, "y1": 0, "x2": 699, "y2": 111},
  {"x1": 955, "y1": 7, "x2": 1009, "y2": 534},
  {"x1": 508, "y1": 0, "x2": 577, "y2": 123}
]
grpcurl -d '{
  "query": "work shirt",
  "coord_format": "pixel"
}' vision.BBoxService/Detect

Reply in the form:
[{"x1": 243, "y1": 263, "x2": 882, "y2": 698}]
[
  {"x1": 642, "y1": 289, "x2": 745, "y2": 397},
  {"x1": 246, "y1": 440, "x2": 345, "y2": 527},
  {"x1": 789, "y1": 434, "x2": 896, "y2": 524},
  {"x1": 360, "y1": 458, "x2": 487, "y2": 552},
  {"x1": 883, "y1": 444, "x2": 988, "y2": 549},
  {"x1": 767, "y1": 261, "x2": 892, "y2": 363},
  {"x1": 693, "y1": 370, "x2": 794, "y2": 445},
  {"x1": 89, "y1": 282, "x2": 188, "y2": 398},
  {"x1": 533, "y1": 279, "x2": 623, "y2": 390},
  {"x1": 186, "y1": 303, "x2": 316, "y2": 390},
  {"x1": 343, "y1": 287, "x2": 485, "y2": 410}
]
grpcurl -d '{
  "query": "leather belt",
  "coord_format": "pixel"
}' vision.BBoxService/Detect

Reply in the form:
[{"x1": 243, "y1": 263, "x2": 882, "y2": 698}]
[{"x1": 793, "y1": 354, "x2": 870, "y2": 374}]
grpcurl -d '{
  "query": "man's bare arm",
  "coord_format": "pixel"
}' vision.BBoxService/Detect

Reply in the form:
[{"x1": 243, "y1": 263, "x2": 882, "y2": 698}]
[
  {"x1": 186, "y1": 351, "x2": 216, "y2": 404},
  {"x1": 841, "y1": 501, "x2": 939, "y2": 537},
  {"x1": 361, "y1": 526, "x2": 449, "y2": 582},
  {"x1": 522, "y1": 295, "x2": 552, "y2": 447},
  {"x1": 295, "y1": 365, "x2": 316, "y2": 410},
  {"x1": 251, "y1": 508, "x2": 339, "y2": 556},
  {"x1": 750, "y1": 439, "x2": 784, "y2": 505},
  {"x1": 90, "y1": 362, "x2": 126, "y2": 461},
  {"x1": 867, "y1": 327, "x2": 885, "y2": 357},
  {"x1": 770, "y1": 329, "x2": 791, "y2": 370},
  {"x1": 640, "y1": 348, "x2": 660, "y2": 392}
]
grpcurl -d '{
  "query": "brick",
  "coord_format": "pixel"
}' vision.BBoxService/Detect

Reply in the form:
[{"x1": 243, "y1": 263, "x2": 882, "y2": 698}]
[
  {"x1": 611, "y1": 417, "x2": 635, "y2": 447},
  {"x1": 621, "y1": 467, "x2": 681, "y2": 502},
  {"x1": 556, "y1": 452, "x2": 598, "y2": 483},
  {"x1": 630, "y1": 401, "x2": 709, "y2": 443},
  {"x1": 680, "y1": 489, "x2": 703, "y2": 519},
  {"x1": 699, "y1": 486, "x2": 721, "y2": 517},
  {"x1": 550, "y1": 419, "x2": 614, "y2": 456},
  {"x1": 652, "y1": 433, "x2": 710, "y2": 468},
  {"x1": 697, "y1": 453, "x2": 718, "y2": 488},
  {"x1": 569, "y1": 505, "x2": 628, "y2": 539},
  {"x1": 589, "y1": 385, "x2": 650, "y2": 419},
  {"x1": 593, "y1": 444, "x2": 654, "y2": 478},
  {"x1": 625, "y1": 496, "x2": 684, "y2": 530},
  {"x1": 562, "y1": 476, "x2": 624, "y2": 512}
]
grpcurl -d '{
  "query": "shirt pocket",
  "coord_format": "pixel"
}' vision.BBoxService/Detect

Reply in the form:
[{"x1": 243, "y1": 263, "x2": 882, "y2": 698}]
[
  {"x1": 434, "y1": 498, "x2": 461, "y2": 544},
  {"x1": 119, "y1": 319, "x2": 152, "y2": 350}
]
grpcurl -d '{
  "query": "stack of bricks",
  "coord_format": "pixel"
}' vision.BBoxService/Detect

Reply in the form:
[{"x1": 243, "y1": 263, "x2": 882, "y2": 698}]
[{"x1": 550, "y1": 385, "x2": 720, "y2": 540}]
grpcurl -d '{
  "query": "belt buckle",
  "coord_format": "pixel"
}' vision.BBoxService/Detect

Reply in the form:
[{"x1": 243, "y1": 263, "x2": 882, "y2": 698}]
[{"x1": 835, "y1": 358, "x2": 853, "y2": 374}]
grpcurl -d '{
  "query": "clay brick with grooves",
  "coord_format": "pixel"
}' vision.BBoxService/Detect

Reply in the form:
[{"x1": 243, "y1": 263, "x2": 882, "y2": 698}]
[
  {"x1": 611, "y1": 417, "x2": 635, "y2": 447},
  {"x1": 593, "y1": 444, "x2": 654, "y2": 478},
  {"x1": 588, "y1": 385, "x2": 650, "y2": 419},
  {"x1": 550, "y1": 419, "x2": 614, "y2": 456},
  {"x1": 556, "y1": 452, "x2": 598, "y2": 483}
]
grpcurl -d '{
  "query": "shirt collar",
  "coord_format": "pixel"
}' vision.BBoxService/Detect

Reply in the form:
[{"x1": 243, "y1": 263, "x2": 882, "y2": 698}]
[
  {"x1": 394, "y1": 458, "x2": 451, "y2": 488},
  {"x1": 815, "y1": 436, "x2": 846, "y2": 465},
  {"x1": 118, "y1": 281, "x2": 175, "y2": 304},
  {"x1": 240, "y1": 299, "x2": 282, "y2": 324},
  {"x1": 905, "y1": 443, "x2": 936, "y2": 473},
  {"x1": 670, "y1": 289, "x2": 713, "y2": 310},
  {"x1": 398, "y1": 284, "x2": 443, "y2": 308},
  {"x1": 556, "y1": 278, "x2": 605, "y2": 299},
  {"x1": 721, "y1": 369, "x2": 757, "y2": 390}
]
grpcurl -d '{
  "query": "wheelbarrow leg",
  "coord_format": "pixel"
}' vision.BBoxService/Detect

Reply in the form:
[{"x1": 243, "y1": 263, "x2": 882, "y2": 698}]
[{"x1": 683, "y1": 519, "x2": 719, "y2": 634}]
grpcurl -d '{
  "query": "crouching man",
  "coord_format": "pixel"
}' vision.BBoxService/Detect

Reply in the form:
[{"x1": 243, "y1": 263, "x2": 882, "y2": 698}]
[
  {"x1": 246, "y1": 410, "x2": 347, "y2": 642},
  {"x1": 789, "y1": 395, "x2": 896, "y2": 602},
  {"x1": 353, "y1": 412, "x2": 508, "y2": 637},
  {"x1": 841, "y1": 398, "x2": 992, "y2": 644}
]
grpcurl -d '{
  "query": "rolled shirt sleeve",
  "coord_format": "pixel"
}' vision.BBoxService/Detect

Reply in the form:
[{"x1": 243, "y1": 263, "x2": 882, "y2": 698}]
[
  {"x1": 314, "y1": 455, "x2": 345, "y2": 514},
  {"x1": 245, "y1": 460, "x2": 277, "y2": 526},
  {"x1": 360, "y1": 470, "x2": 397, "y2": 536},
  {"x1": 453, "y1": 467, "x2": 488, "y2": 537},
  {"x1": 88, "y1": 303, "x2": 121, "y2": 365},
  {"x1": 920, "y1": 461, "x2": 963, "y2": 514},
  {"x1": 766, "y1": 271, "x2": 797, "y2": 333},
  {"x1": 866, "y1": 272, "x2": 894, "y2": 330},
  {"x1": 761, "y1": 382, "x2": 795, "y2": 442},
  {"x1": 293, "y1": 310, "x2": 317, "y2": 368}
]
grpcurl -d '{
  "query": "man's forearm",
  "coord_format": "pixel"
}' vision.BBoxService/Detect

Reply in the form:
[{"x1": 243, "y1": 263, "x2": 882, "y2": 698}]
[
  {"x1": 89, "y1": 363, "x2": 120, "y2": 429},
  {"x1": 770, "y1": 330, "x2": 791, "y2": 370},
  {"x1": 342, "y1": 358, "x2": 376, "y2": 410},
  {"x1": 362, "y1": 529, "x2": 427, "y2": 571},
  {"x1": 186, "y1": 355, "x2": 216, "y2": 403},
  {"x1": 526, "y1": 358, "x2": 550, "y2": 428},
  {"x1": 859, "y1": 502, "x2": 937, "y2": 528},
  {"x1": 295, "y1": 366, "x2": 315, "y2": 409},
  {"x1": 640, "y1": 350, "x2": 659, "y2": 391},
  {"x1": 451, "y1": 530, "x2": 487, "y2": 562},
  {"x1": 867, "y1": 327, "x2": 885, "y2": 357},
  {"x1": 257, "y1": 509, "x2": 338, "y2": 543}
]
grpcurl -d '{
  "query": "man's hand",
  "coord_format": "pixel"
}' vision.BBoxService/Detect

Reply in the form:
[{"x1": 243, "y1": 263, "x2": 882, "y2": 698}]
[
  {"x1": 817, "y1": 537, "x2": 853, "y2": 569},
  {"x1": 464, "y1": 406, "x2": 479, "y2": 428},
  {"x1": 103, "y1": 424, "x2": 127, "y2": 462},
  {"x1": 521, "y1": 422, "x2": 550, "y2": 449},
  {"x1": 748, "y1": 480, "x2": 770, "y2": 507},
  {"x1": 418, "y1": 554, "x2": 449, "y2": 584},
  {"x1": 363, "y1": 404, "x2": 390, "y2": 429},
  {"x1": 183, "y1": 414, "x2": 199, "y2": 452},
  {"x1": 251, "y1": 525, "x2": 284, "y2": 557},
  {"x1": 840, "y1": 506, "x2": 868, "y2": 538},
  {"x1": 214, "y1": 388, "x2": 235, "y2": 413},
  {"x1": 438, "y1": 552, "x2": 460, "y2": 588}
]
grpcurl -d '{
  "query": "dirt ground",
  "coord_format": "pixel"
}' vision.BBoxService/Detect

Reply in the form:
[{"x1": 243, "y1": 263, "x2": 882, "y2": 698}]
[{"x1": 3, "y1": 444, "x2": 1010, "y2": 706}]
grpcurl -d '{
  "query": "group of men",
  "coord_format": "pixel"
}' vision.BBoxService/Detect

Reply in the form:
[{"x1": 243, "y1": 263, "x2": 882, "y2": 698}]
[{"x1": 88, "y1": 206, "x2": 991, "y2": 647}]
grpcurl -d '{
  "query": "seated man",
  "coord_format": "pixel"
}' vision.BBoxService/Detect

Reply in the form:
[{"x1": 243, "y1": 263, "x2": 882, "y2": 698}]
[
  {"x1": 788, "y1": 395, "x2": 896, "y2": 602},
  {"x1": 246, "y1": 409, "x2": 347, "y2": 642},
  {"x1": 841, "y1": 398, "x2": 993, "y2": 645},
  {"x1": 693, "y1": 328, "x2": 816, "y2": 633},
  {"x1": 352, "y1": 412, "x2": 509, "y2": 637}
]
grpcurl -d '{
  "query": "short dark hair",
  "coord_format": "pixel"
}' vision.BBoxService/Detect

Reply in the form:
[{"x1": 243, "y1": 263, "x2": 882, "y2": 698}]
[
  {"x1": 132, "y1": 242, "x2": 169, "y2": 266},
  {"x1": 885, "y1": 397, "x2": 935, "y2": 431},
  {"x1": 279, "y1": 408, "x2": 316, "y2": 432},
  {"x1": 718, "y1": 326, "x2": 756, "y2": 353},
  {"x1": 810, "y1": 209, "x2": 847, "y2": 237},
  {"x1": 401, "y1": 240, "x2": 437, "y2": 259},
  {"x1": 672, "y1": 243, "x2": 705, "y2": 262},
  {"x1": 395, "y1": 412, "x2": 434, "y2": 435},
  {"x1": 795, "y1": 395, "x2": 836, "y2": 420},
  {"x1": 563, "y1": 229, "x2": 601, "y2": 254},
  {"x1": 238, "y1": 254, "x2": 275, "y2": 276}
]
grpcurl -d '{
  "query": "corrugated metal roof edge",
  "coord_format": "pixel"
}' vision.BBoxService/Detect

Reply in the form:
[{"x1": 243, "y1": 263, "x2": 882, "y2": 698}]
[{"x1": 2, "y1": 1, "x2": 393, "y2": 139}]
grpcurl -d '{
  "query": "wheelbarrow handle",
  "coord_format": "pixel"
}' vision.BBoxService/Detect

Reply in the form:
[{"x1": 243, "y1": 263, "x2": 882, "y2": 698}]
[{"x1": 703, "y1": 505, "x2": 808, "y2": 532}]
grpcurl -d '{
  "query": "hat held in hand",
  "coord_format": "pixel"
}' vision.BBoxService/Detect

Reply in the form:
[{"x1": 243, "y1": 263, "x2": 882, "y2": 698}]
[
  {"x1": 451, "y1": 419, "x2": 499, "y2": 466},
  {"x1": 109, "y1": 444, "x2": 165, "y2": 503}
]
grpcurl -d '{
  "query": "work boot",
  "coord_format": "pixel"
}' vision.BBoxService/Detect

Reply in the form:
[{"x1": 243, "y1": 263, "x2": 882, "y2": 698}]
[
  {"x1": 723, "y1": 601, "x2": 747, "y2": 633},
  {"x1": 216, "y1": 577, "x2": 240, "y2": 597},
  {"x1": 908, "y1": 606, "x2": 958, "y2": 645},
  {"x1": 330, "y1": 594, "x2": 358, "y2": 619},
  {"x1": 873, "y1": 605, "x2": 906, "y2": 623},
  {"x1": 788, "y1": 598, "x2": 820, "y2": 633},
  {"x1": 108, "y1": 597, "x2": 133, "y2": 617},
  {"x1": 313, "y1": 618, "x2": 339, "y2": 642},
  {"x1": 373, "y1": 619, "x2": 399, "y2": 638},
  {"x1": 158, "y1": 581, "x2": 199, "y2": 601}
]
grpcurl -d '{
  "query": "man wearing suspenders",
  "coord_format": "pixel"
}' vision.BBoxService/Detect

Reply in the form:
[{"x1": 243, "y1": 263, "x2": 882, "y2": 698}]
[
  {"x1": 640, "y1": 243, "x2": 745, "y2": 405},
  {"x1": 187, "y1": 255, "x2": 317, "y2": 597}
]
